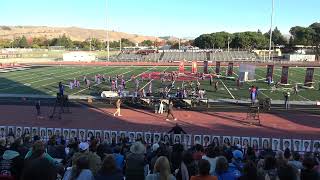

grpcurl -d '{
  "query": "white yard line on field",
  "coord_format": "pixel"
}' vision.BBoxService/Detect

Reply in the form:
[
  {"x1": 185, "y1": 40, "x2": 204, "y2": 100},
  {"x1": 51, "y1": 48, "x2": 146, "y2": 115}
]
[
  {"x1": 219, "y1": 79, "x2": 235, "y2": 99},
  {"x1": 139, "y1": 79, "x2": 154, "y2": 91},
  {"x1": 0, "y1": 67, "x2": 75, "y2": 87}
]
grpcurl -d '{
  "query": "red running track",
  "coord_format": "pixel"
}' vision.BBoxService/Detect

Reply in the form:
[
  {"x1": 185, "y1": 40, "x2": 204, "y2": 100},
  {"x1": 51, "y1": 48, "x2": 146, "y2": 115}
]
[{"x1": 0, "y1": 104, "x2": 319, "y2": 139}]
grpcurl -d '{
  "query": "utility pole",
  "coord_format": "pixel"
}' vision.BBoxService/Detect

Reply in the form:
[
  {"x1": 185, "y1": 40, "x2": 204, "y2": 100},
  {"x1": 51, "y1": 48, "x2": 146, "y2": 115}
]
[
  {"x1": 106, "y1": 0, "x2": 110, "y2": 61},
  {"x1": 89, "y1": 37, "x2": 92, "y2": 51},
  {"x1": 119, "y1": 38, "x2": 122, "y2": 52},
  {"x1": 268, "y1": 0, "x2": 274, "y2": 60},
  {"x1": 227, "y1": 37, "x2": 230, "y2": 52}
]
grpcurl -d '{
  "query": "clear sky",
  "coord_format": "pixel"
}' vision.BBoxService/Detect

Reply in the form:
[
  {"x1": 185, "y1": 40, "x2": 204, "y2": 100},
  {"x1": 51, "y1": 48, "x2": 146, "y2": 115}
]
[{"x1": 1, "y1": 0, "x2": 319, "y2": 38}]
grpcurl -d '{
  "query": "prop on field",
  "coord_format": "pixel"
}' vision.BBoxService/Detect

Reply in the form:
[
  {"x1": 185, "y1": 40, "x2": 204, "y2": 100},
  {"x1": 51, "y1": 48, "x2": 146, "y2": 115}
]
[
  {"x1": 238, "y1": 64, "x2": 256, "y2": 82},
  {"x1": 179, "y1": 60, "x2": 185, "y2": 73},
  {"x1": 227, "y1": 62, "x2": 234, "y2": 76},
  {"x1": 203, "y1": 61, "x2": 208, "y2": 74},
  {"x1": 191, "y1": 61, "x2": 197, "y2": 74},
  {"x1": 50, "y1": 93, "x2": 70, "y2": 120},
  {"x1": 216, "y1": 62, "x2": 221, "y2": 74},
  {"x1": 304, "y1": 68, "x2": 314, "y2": 88},
  {"x1": 101, "y1": 91, "x2": 119, "y2": 104},
  {"x1": 246, "y1": 105, "x2": 260, "y2": 125},
  {"x1": 266, "y1": 65, "x2": 274, "y2": 82},
  {"x1": 280, "y1": 66, "x2": 289, "y2": 84}
]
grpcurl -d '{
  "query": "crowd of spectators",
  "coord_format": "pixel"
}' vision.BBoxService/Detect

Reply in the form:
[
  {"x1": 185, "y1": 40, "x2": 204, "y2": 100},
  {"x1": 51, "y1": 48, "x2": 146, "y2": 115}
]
[{"x1": 0, "y1": 132, "x2": 319, "y2": 180}]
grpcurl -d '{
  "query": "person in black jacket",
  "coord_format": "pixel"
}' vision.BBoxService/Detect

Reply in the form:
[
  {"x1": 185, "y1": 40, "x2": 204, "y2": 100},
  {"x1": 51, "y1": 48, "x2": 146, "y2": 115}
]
[
  {"x1": 166, "y1": 101, "x2": 177, "y2": 121},
  {"x1": 168, "y1": 123, "x2": 186, "y2": 135}
]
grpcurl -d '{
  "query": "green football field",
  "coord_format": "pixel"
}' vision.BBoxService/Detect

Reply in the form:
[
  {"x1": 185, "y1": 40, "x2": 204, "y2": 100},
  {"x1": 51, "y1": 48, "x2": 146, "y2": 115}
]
[{"x1": 0, "y1": 65, "x2": 320, "y2": 101}]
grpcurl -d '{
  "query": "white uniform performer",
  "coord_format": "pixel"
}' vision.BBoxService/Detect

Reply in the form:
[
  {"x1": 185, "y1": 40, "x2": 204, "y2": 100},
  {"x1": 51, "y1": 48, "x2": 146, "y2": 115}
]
[{"x1": 158, "y1": 101, "x2": 164, "y2": 114}]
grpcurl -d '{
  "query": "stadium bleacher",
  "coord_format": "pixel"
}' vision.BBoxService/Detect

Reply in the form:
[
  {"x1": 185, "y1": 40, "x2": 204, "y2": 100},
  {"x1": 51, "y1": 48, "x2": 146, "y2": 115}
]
[{"x1": 116, "y1": 50, "x2": 258, "y2": 62}]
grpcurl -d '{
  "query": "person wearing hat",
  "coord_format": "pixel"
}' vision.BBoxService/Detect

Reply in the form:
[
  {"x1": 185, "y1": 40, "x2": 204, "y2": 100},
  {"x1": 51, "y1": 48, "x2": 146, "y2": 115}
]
[
  {"x1": 71, "y1": 142, "x2": 101, "y2": 175},
  {"x1": 125, "y1": 142, "x2": 147, "y2": 180},
  {"x1": 227, "y1": 150, "x2": 243, "y2": 178}
]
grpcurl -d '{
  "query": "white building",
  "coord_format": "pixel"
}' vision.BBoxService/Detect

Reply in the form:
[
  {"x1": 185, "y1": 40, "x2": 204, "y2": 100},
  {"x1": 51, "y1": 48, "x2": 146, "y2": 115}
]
[
  {"x1": 284, "y1": 54, "x2": 315, "y2": 62},
  {"x1": 63, "y1": 51, "x2": 96, "y2": 62}
]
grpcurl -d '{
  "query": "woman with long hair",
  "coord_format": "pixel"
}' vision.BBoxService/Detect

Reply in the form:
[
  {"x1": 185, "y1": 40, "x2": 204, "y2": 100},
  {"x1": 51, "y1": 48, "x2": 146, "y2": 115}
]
[
  {"x1": 63, "y1": 156, "x2": 94, "y2": 180},
  {"x1": 95, "y1": 154, "x2": 123, "y2": 180},
  {"x1": 146, "y1": 156, "x2": 176, "y2": 180}
]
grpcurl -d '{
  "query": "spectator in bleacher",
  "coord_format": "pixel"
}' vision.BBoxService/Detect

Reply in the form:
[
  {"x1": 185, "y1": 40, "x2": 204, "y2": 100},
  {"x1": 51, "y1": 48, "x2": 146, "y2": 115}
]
[
  {"x1": 24, "y1": 141, "x2": 57, "y2": 166},
  {"x1": 72, "y1": 142, "x2": 101, "y2": 175},
  {"x1": 95, "y1": 154, "x2": 123, "y2": 180},
  {"x1": 300, "y1": 156, "x2": 320, "y2": 180},
  {"x1": 176, "y1": 151, "x2": 198, "y2": 180},
  {"x1": 214, "y1": 156, "x2": 238, "y2": 180},
  {"x1": 0, "y1": 138, "x2": 6, "y2": 156},
  {"x1": 125, "y1": 142, "x2": 146, "y2": 180},
  {"x1": 288, "y1": 152, "x2": 303, "y2": 171},
  {"x1": 190, "y1": 159, "x2": 217, "y2": 180},
  {"x1": 150, "y1": 145, "x2": 170, "y2": 174},
  {"x1": 21, "y1": 158, "x2": 57, "y2": 180},
  {"x1": 228, "y1": 150, "x2": 243, "y2": 178},
  {"x1": 146, "y1": 156, "x2": 176, "y2": 180},
  {"x1": 47, "y1": 136, "x2": 59, "y2": 159},
  {"x1": 277, "y1": 163, "x2": 297, "y2": 180},
  {"x1": 63, "y1": 156, "x2": 94, "y2": 180},
  {"x1": 257, "y1": 155, "x2": 278, "y2": 180},
  {"x1": 0, "y1": 144, "x2": 24, "y2": 179},
  {"x1": 113, "y1": 146, "x2": 125, "y2": 171},
  {"x1": 171, "y1": 144, "x2": 184, "y2": 172},
  {"x1": 239, "y1": 161, "x2": 258, "y2": 180},
  {"x1": 193, "y1": 144, "x2": 205, "y2": 161},
  {"x1": 202, "y1": 145, "x2": 218, "y2": 175}
]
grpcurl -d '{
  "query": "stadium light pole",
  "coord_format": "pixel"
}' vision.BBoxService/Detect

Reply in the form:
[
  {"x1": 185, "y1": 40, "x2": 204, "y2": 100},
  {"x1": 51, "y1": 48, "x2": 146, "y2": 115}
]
[
  {"x1": 106, "y1": 0, "x2": 110, "y2": 61},
  {"x1": 227, "y1": 37, "x2": 230, "y2": 52},
  {"x1": 268, "y1": 0, "x2": 274, "y2": 60}
]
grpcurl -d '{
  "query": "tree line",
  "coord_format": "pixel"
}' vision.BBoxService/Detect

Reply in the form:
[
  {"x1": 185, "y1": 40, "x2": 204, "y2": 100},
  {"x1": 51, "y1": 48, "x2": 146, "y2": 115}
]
[
  {"x1": 0, "y1": 34, "x2": 156, "y2": 50},
  {"x1": 193, "y1": 23, "x2": 320, "y2": 50}
]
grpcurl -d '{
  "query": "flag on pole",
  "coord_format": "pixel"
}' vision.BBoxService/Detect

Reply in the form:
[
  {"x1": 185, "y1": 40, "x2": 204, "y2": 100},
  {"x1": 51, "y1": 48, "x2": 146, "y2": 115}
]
[
  {"x1": 227, "y1": 62, "x2": 234, "y2": 76},
  {"x1": 179, "y1": 60, "x2": 185, "y2": 73},
  {"x1": 280, "y1": 66, "x2": 289, "y2": 84},
  {"x1": 216, "y1": 62, "x2": 221, "y2": 74},
  {"x1": 266, "y1": 65, "x2": 274, "y2": 81},
  {"x1": 192, "y1": 61, "x2": 197, "y2": 74},
  {"x1": 203, "y1": 61, "x2": 208, "y2": 74},
  {"x1": 304, "y1": 68, "x2": 314, "y2": 87}
]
